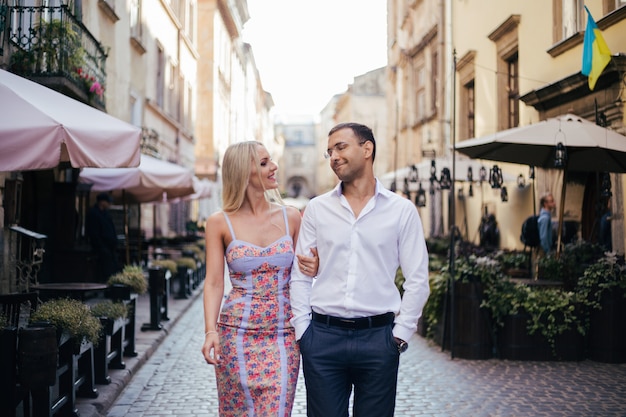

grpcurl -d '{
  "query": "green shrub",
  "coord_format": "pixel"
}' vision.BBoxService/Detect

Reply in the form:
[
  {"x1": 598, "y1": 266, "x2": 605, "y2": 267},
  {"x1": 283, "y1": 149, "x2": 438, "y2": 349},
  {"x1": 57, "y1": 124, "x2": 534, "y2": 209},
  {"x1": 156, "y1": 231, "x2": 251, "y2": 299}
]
[
  {"x1": 31, "y1": 298, "x2": 102, "y2": 347},
  {"x1": 176, "y1": 257, "x2": 197, "y2": 271},
  {"x1": 90, "y1": 300, "x2": 128, "y2": 320},
  {"x1": 108, "y1": 265, "x2": 148, "y2": 294},
  {"x1": 152, "y1": 259, "x2": 178, "y2": 275}
]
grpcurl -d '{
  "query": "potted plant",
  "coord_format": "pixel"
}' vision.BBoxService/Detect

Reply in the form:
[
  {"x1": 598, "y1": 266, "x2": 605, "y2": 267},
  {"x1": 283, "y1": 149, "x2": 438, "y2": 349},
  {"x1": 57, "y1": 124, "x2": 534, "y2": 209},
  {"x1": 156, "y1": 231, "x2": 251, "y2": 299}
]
[
  {"x1": 90, "y1": 300, "x2": 128, "y2": 333},
  {"x1": 482, "y1": 280, "x2": 586, "y2": 361},
  {"x1": 420, "y1": 271, "x2": 448, "y2": 340},
  {"x1": 151, "y1": 259, "x2": 177, "y2": 276},
  {"x1": 30, "y1": 298, "x2": 102, "y2": 350},
  {"x1": 176, "y1": 257, "x2": 197, "y2": 272},
  {"x1": 559, "y1": 240, "x2": 605, "y2": 290},
  {"x1": 537, "y1": 254, "x2": 563, "y2": 283},
  {"x1": 107, "y1": 265, "x2": 148, "y2": 299},
  {"x1": 495, "y1": 250, "x2": 530, "y2": 278},
  {"x1": 576, "y1": 252, "x2": 626, "y2": 363}
]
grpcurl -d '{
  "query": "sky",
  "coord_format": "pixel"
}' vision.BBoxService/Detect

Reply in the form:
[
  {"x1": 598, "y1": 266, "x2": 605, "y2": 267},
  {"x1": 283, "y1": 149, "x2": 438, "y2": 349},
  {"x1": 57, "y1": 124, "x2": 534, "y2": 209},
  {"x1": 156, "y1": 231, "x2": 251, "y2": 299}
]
[{"x1": 242, "y1": 0, "x2": 388, "y2": 118}]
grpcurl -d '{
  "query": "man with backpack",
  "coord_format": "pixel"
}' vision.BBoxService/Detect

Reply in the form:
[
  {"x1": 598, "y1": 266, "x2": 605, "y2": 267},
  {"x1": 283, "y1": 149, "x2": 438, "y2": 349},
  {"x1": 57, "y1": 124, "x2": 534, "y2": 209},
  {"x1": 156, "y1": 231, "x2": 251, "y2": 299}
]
[{"x1": 538, "y1": 192, "x2": 556, "y2": 254}]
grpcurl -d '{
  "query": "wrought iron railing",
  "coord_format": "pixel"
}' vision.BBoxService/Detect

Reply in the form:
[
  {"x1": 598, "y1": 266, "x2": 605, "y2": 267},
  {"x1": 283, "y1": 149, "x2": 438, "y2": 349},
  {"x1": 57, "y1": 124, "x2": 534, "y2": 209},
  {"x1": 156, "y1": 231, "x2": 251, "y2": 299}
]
[{"x1": 7, "y1": 5, "x2": 107, "y2": 108}]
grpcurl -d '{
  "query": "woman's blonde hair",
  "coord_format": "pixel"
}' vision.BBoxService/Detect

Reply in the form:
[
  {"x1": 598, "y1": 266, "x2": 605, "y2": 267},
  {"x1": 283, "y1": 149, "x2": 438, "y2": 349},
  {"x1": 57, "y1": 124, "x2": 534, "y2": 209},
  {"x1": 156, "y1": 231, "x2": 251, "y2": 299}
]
[{"x1": 221, "y1": 141, "x2": 282, "y2": 212}]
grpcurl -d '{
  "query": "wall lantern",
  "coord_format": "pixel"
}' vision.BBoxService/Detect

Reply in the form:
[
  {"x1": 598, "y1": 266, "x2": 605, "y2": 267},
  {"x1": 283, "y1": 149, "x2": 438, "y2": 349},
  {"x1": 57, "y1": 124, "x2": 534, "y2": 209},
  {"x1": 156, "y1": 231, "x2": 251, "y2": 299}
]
[
  {"x1": 468, "y1": 183, "x2": 474, "y2": 197},
  {"x1": 500, "y1": 186, "x2": 509, "y2": 202},
  {"x1": 554, "y1": 142, "x2": 567, "y2": 168},
  {"x1": 467, "y1": 166, "x2": 473, "y2": 182},
  {"x1": 529, "y1": 166, "x2": 535, "y2": 180},
  {"x1": 408, "y1": 164, "x2": 419, "y2": 183},
  {"x1": 479, "y1": 166, "x2": 487, "y2": 182},
  {"x1": 517, "y1": 173, "x2": 526, "y2": 188},
  {"x1": 439, "y1": 168, "x2": 452, "y2": 190},
  {"x1": 489, "y1": 165, "x2": 503, "y2": 189},
  {"x1": 601, "y1": 172, "x2": 612, "y2": 199},
  {"x1": 403, "y1": 177, "x2": 411, "y2": 199},
  {"x1": 416, "y1": 183, "x2": 426, "y2": 207},
  {"x1": 430, "y1": 160, "x2": 437, "y2": 181}
]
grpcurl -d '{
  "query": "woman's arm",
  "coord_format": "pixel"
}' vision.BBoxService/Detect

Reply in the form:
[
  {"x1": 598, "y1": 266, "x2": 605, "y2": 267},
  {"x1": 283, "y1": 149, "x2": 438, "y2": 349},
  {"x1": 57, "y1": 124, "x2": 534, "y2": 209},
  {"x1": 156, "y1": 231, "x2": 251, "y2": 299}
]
[{"x1": 201, "y1": 213, "x2": 226, "y2": 365}]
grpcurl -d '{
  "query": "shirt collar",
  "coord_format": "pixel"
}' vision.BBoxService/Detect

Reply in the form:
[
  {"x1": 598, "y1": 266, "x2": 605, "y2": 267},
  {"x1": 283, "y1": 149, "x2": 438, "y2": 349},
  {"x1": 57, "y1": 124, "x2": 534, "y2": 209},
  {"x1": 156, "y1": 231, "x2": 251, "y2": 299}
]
[{"x1": 332, "y1": 178, "x2": 392, "y2": 199}]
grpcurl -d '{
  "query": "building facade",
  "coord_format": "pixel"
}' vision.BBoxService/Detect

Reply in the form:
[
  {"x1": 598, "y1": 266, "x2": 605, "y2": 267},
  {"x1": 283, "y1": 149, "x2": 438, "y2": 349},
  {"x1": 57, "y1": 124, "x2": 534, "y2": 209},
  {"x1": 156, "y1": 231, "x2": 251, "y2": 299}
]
[{"x1": 388, "y1": 0, "x2": 626, "y2": 251}]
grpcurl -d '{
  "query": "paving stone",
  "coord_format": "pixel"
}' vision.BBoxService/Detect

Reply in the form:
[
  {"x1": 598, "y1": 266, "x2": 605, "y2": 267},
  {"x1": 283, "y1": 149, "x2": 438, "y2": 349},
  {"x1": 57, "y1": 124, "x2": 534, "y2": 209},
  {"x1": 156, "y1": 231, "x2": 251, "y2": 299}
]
[{"x1": 66, "y1": 283, "x2": 626, "y2": 417}]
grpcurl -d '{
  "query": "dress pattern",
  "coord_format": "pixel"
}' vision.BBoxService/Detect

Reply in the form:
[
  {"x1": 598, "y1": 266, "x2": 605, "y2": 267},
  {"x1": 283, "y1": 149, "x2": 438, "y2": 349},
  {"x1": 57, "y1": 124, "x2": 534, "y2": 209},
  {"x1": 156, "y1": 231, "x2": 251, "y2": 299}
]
[{"x1": 216, "y1": 208, "x2": 299, "y2": 417}]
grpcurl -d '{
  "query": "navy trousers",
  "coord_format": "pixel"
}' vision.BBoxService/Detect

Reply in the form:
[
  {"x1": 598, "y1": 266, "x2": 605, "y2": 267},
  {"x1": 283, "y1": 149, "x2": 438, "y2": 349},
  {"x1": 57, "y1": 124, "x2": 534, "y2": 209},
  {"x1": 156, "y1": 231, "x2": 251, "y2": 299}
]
[{"x1": 299, "y1": 320, "x2": 400, "y2": 417}]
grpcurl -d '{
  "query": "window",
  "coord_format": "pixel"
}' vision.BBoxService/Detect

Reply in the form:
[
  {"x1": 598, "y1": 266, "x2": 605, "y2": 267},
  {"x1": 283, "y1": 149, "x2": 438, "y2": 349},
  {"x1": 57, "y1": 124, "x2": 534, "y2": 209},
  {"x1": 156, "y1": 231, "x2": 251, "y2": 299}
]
[
  {"x1": 130, "y1": 0, "x2": 142, "y2": 41},
  {"x1": 414, "y1": 63, "x2": 425, "y2": 124},
  {"x1": 553, "y1": 0, "x2": 583, "y2": 43},
  {"x1": 466, "y1": 81, "x2": 475, "y2": 139},
  {"x1": 562, "y1": 0, "x2": 583, "y2": 39},
  {"x1": 604, "y1": 0, "x2": 626, "y2": 13},
  {"x1": 488, "y1": 15, "x2": 520, "y2": 131},
  {"x1": 456, "y1": 50, "x2": 476, "y2": 140},
  {"x1": 156, "y1": 46, "x2": 165, "y2": 108},
  {"x1": 431, "y1": 51, "x2": 438, "y2": 114},
  {"x1": 507, "y1": 54, "x2": 519, "y2": 129}
]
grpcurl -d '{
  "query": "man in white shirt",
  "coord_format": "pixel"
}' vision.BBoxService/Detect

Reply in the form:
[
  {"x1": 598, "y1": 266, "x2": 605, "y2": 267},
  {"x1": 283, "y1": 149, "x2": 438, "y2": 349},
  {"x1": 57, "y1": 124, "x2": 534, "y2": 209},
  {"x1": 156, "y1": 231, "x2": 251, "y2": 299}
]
[{"x1": 290, "y1": 122, "x2": 430, "y2": 417}]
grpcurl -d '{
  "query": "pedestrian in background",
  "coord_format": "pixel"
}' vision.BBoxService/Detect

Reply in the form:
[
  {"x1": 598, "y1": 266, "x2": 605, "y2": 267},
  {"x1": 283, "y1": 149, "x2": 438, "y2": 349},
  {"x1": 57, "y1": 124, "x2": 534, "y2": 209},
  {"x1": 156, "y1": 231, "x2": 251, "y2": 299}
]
[
  {"x1": 201, "y1": 141, "x2": 318, "y2": 417},
  {"x1": 538, "y1": 192, "x2": 556, "y2": 254},
  {"x1": 85, "y1": 192, "x2": 121, "y2": 282},
  {"x1": 290, "y1": 122, "x2": 430, "y2": 417}
]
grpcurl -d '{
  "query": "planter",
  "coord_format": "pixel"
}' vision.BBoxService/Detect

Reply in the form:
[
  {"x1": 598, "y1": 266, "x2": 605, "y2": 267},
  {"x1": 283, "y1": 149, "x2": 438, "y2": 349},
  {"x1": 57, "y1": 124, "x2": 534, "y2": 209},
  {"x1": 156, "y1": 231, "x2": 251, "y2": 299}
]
[
  {"x1": 451, "y1": 281, "x2": 494, "y2": 359},
  {"x1": 108, "y1": 283, "x2": 137, "y2": 301},
  {"x1": 95, "y1": 316, "x2": 127, "y2": 384},
  {"x1": 588, "y1": 288, "x2": 626, "y2": 363},
  {"x1": 17, "y1": 325, "x2": 58, "y2": 387},
  {"x1": 0, "y1": 327, "x2": 22, "y2": 416},
  {"x1": 498, "y1": 311, "x2": 585, "y2": 361}
]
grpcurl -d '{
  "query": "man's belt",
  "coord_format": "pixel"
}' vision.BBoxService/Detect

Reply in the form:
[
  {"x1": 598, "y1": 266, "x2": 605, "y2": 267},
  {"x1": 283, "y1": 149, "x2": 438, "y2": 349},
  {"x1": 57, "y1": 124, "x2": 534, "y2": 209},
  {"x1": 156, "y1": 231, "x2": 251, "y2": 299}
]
[{"x1": 311, "y1": 311, "x2": 394, "y2": 330}]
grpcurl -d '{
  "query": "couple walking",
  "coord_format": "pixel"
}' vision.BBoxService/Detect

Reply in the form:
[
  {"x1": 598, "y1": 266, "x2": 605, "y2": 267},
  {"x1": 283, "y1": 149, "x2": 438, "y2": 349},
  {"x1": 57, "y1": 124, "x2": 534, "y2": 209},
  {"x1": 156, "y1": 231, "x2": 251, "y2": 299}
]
[{"x1": 201, "y1": 122, "x2": 430, "y2": 417}]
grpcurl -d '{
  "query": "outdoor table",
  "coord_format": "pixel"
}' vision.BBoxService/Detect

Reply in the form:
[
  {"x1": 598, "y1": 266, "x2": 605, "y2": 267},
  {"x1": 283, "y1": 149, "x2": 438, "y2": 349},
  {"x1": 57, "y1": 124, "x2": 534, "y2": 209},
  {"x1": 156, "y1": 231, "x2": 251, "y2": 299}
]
[{"x1": 32, "y1": 282, "x2": 108, "y2": 301}]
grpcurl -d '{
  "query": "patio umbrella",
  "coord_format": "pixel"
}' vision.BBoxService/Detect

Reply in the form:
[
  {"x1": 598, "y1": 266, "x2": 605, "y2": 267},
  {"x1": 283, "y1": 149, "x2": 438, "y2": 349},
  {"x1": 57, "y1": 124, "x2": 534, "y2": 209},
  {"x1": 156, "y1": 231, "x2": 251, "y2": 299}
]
[
  {"x1": 0, "y1": 69, "x2": 141, "y2": 171},
  {"x1": 455, "y1": 113, "x2": 626, "y2": 252},
  {"x1": 79, "y1": 155, "x2": 195, "y2": 264},
  {"x1": 78, "y1": 154, "x2": 195, "y2": 204},
  {"x1": 455, "y1": 114, "x2": 626, "y2": 173}
]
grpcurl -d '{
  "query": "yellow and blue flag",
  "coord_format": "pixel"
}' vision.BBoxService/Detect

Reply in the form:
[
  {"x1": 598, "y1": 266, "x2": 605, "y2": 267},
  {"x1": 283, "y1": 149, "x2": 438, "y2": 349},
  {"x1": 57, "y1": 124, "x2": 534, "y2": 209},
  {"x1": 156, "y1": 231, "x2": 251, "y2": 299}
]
[{"x1": 581, "y1": 6, "x2": 612, "y2": 91}]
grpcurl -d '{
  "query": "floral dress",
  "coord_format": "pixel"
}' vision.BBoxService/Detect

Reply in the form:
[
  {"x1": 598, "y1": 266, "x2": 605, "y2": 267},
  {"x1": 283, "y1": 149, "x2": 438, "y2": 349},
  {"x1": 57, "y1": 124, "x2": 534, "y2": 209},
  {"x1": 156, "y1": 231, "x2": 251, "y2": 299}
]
[{"x1": 216, "y1": 208, "x2": 299, "y2": 416}]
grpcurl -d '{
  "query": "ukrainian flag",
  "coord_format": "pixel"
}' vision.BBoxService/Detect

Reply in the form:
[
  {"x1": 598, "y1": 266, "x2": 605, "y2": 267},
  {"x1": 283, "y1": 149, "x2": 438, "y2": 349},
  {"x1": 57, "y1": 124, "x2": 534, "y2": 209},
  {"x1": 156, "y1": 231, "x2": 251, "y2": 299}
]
[{"x1": 581, "y1": 6, "x2": 612, "y2": 91}]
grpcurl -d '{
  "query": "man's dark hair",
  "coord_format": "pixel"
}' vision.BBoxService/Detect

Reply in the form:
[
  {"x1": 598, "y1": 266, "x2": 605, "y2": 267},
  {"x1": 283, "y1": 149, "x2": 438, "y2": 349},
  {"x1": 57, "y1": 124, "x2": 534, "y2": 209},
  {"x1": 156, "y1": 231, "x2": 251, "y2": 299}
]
[{"x1": 328, "y1": 122, "x2": 376, "y2": 161}]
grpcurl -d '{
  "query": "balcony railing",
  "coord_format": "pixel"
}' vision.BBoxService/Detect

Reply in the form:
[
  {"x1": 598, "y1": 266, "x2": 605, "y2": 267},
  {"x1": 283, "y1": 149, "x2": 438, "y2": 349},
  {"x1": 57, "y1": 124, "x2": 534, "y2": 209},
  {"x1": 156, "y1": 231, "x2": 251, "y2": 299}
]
[{"x1": 7, "y1": 5, "x2": 107, "y2": 109}]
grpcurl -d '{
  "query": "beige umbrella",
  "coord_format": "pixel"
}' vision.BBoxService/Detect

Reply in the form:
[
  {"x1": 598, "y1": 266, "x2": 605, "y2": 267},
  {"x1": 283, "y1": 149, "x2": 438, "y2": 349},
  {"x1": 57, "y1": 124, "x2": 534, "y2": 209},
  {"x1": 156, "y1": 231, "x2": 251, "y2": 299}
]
[{"x1": 456, "y1": 113, "x2": 626, "y2": 253}]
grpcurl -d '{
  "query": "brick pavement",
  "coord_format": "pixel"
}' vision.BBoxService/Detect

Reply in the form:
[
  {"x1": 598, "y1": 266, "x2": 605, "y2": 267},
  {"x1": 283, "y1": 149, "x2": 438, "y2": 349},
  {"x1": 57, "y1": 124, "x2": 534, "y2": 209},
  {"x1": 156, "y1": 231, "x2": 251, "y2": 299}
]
[{"x1": 90, "y1": 288, "x2": 626, "y2": 417}]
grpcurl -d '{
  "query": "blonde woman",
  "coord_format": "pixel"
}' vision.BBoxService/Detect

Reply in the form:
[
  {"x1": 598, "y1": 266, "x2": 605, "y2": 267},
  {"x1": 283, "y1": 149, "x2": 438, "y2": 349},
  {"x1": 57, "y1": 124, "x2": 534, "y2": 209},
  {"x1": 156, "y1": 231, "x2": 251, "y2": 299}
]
[{"x1": 201, "y1": 141, "x2": 318, "y2": 416}]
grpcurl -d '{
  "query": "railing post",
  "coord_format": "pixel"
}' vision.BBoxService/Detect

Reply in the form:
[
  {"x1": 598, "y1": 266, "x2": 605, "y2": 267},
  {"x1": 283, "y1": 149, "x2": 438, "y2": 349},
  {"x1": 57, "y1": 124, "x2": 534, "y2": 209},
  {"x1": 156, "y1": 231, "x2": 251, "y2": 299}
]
[{"x1": 141, "y1": 267, "x2": 166, "y2": 331}]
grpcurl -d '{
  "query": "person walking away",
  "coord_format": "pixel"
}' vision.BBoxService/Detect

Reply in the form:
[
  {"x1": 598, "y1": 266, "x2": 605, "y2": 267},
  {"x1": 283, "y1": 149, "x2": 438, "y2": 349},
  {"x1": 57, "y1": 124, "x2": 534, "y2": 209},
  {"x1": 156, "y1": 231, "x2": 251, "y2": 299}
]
[
  {"x1": 290, "y1": 122, "x2": 430, "y2": 417},
  {"x1": 85, "y1": 192, "x2": 121, "y2": 282},
  {"x1": 201, "y1": 141, "x2": 318, "y2": 417}
]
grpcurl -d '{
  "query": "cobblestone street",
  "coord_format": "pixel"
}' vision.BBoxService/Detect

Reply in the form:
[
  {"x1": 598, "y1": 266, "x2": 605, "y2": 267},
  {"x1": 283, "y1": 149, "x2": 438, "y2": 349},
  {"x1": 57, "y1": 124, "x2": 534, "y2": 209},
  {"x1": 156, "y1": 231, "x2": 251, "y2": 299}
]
[{"x1": 104, "y1": 293, "x2": 626, "y2": 417}]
